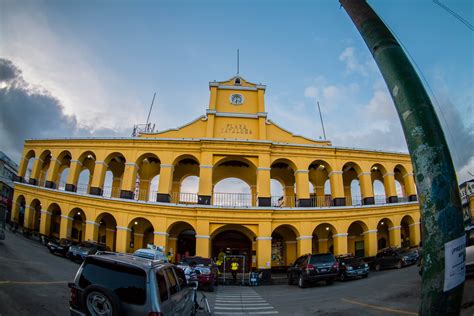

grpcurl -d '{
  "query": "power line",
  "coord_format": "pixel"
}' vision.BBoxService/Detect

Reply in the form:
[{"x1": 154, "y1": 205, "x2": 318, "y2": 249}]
[{"x1": 433, "y1": 0, "x2": 474, "y2": 31}]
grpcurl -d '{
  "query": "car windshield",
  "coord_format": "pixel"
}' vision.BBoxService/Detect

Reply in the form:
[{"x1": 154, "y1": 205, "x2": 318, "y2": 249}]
[
  {"x1": 340, "y1": 257, "x2": 362, "y2": 265},
  {"x1": 310, "y1": 254, "x2": 335, "y2": 264},
  {"x1": 396, "y1": 248, "x2": 413, "y2": 255}
]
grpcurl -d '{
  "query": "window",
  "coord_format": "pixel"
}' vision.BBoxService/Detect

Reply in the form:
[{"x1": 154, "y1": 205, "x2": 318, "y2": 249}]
[
  {"x1": 174, "y1": 267, "x2": 187, "y2": 289},
  {"x1": 164, "y1": 268, "x2": 178, "y2": 295},
  {"x1": 79, "y1": 258, "x2": 147, "y2": 305},
  {"x1": 156, "y1": 270, "x2": 169, "y2": 303}
]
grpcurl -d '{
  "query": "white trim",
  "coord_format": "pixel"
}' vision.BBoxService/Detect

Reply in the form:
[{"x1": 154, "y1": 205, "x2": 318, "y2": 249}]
[
  {"x1": 388, "y1": 225, "x2": 402, "y2": 231},
  {"x1": 40, "y1": 209, "x2": 51, "y2": 215},
  {"x1": 70, "y1": 160, "x2": 83, "y2": 166},
  {"x1": 35, "y1": 158, "x2": 44, "y2": 163},
  {"x1": 168, "y1": 237, "x2": 178, "y2": 241},
  {"x1": 95, "y1": 161, "x2": 109, "y2": 167},
  {"x1": 333, "y1": 233, "x2": 349, "y2": 237},
  {"x1": 409, "y1": 222, "x2": 421, "y2": 227},
  {"x1": 200, "y1": 165, "x2": 213, "y2": 169},
  {"x1": 328, "y1": 171, "x2": 343, "y2": 177},
  {"x1": 403, "y1": 173, "x2": 414, "y2": 178},
  {"x1": 195, "y1": 235, "x2": 210, "y2": 239},
  {"x1": 60, "y1": 215, "x2": 73, "y2": 221},
  {"x1": 86, "y1": 220, "x2": 100, "y2": 226},
  {"x1": 318, "y1": 238, "x2": 328, "y2": 242},
  {"x1": 160, "y1": 164, "x2": 173, "y2": 168},
  {"x1": 153, "y1": 231, "x2": 169, "y2": 236},
  {"x1": 133, "y1": 233, "x2": 144, "y2": 237},
  {"x1": 257, "y1": 112, "x2": 268, "y2": 118},
  {"x1": 218, "y1": 85, "x2": 257, "y2": 91},
  {"x1": 116, "y1": 226, "x2": 132, "y2": 232},
  {"x1": 257, "y1": 167, "x2": 271, "y2": 171},
  {"x1": 125, "y1": 162, "x2": 137, "y2": 167},
  {"x1": 363, "y1": 229, "x2": 378, "y2": 235},
  {"x1": 256, "y1": 237, "x2": 272, "y2": 241},
  {"x1": 215, "y1": 112, "x2": 258, "y2": 119},
  {"x1": 106, "y1": 228, "x2": 116, "y2": 232},
  {"x1": 294, "y1": 170, "x2": 309, "y2": 174},
  {"x1": 206, "y1": 109, "x2": 217, "y2": 115},
  {"x1": 296, "y1": 236, "x2": 313, "y2": 240},
  {"x1": 383, "y1": 172, "x2": 395, "y2": 177},
  {"x1": 285, "y1": 240, "x2": 297, "y2": 244},
  {"x1": 358, "y1": 172, "x2": 371, "y2": 177}
]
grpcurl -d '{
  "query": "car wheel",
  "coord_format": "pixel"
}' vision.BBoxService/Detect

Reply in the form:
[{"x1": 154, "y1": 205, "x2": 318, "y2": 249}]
[
  {"x1": 375, "y1": 263, "x2": 381, "y2": 271},
  {"x1": 287, "y1": 274, "x2": 294, "y2": 285},
  {"x1": 298, "y1": 274, "x2": 306, "y2": 288},
  {"x1": 339, "y1": 273, "x2": 346, "y2": 282},
  {"x1": 396, "y1": 260, "x2": 403, "y2": 269},
  {"x1": 83, "y1": 286, "x2": 121, "y2": 316}
]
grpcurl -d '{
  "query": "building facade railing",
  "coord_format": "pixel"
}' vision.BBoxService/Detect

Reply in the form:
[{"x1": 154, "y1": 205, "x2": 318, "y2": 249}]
[{"x1": 47, "y1": 182, "x2": 416, "y2": 208}]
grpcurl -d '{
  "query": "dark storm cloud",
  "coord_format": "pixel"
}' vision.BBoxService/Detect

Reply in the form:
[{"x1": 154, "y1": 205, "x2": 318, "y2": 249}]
[{"x1": 0, "y1": 58, "x2": 122, "y2": 163}]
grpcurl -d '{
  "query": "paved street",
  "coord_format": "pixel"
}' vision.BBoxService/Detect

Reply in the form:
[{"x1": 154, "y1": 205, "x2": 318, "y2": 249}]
[{"x1": 1, "y1": 229, "x2": 473, "y2": 315}]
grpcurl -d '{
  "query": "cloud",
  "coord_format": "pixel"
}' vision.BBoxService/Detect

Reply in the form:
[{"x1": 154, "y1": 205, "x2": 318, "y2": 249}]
[
  {"x1": 339, "y1": 47, "x2": 377, "y2": 76},
  {"x1": 0, "y1": 58, "x2": 123, "y2": 163}
]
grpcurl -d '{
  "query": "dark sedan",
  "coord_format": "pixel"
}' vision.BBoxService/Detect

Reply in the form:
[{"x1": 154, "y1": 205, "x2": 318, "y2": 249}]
[
  {"x1": 374, "y1": 248, "x2": 419, "y2": 271},
  {"x1": 47, "y1": 238, "x2": 76, "y2": 257},
  {"x1": 336, "y1": 255, "x2": 369, "y2": 281},
  {"x1": 66, "y1": 241, "x2": 110, "y2": 262}
]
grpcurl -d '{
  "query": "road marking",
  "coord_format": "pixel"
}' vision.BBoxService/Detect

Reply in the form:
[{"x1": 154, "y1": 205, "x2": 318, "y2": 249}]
[
  {"x1": 0, "y1": 280, "x2": 68, "y2": 285},
  {"x1": 341, "y1": 298, "x2": 418, "y2": 315},
  {"x1": 214, "y1": 287, "x2": 278, "y2": 315}
]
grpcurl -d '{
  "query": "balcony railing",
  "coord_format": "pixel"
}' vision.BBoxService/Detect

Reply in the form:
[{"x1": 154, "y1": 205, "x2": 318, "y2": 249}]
[{"x1": 41, "y1": 182, "x2": 416, "y2": 208}]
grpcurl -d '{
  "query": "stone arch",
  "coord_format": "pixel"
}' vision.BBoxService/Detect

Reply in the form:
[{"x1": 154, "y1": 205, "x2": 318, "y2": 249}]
[
  {"x1": 213, "y1": 157, "x2": 257, "y2": 189},
  {"x1": 69, "y1": 208, "x2": 86, "y2": 242},
  {"x1": 75, "y1": 151, "x2": 96, "y2": 193},
  {"x1": 128, "y1": 217, "x2": 155, "y2": 252},
  {"x1": 13, "y1": 195, "x2": 26, "y2": 226},
  {"x1": 270, "y1": 178, "x2": 285, "y2": 206},
  {"x1": 103, "y1": 152, "x2": 127, "y2": 198},
  {"x1": 213, "y1": 178, "x2": 253, "y2": 207},
  {"x1": 347, "y1": 220, "x2": 369, "y2": 257},
  {"x1": 271, "y1": 159, "x2": 297, "y2": 206},
  {"x1": 21, "y1": 149, "x2": 36, "y2": 181},
  {"x1": 135, "y1": 153, "x2": 161, "y2": 201},
  {"x1": 168, "y1": 221, "x2": 196, "y2": 261},
  {"x1": 54, "y1": 150, "x2": 72, "y2": 189},
  {"x1": 272, "y1": 224, "x2": 300, "y2": 267},
  {"x1": 171, "y1": 156, "x2": 200, "y2": 203},
  {"x1": 308, "y1": 160, "x2": 333, "y2": 206},
  {"x1": 312, "y1": 223, "x2": 338, "y2": 254},
  {"x1": 47, "y1": 203, "x2": 62, "y2": 238},
  {"x1": 377, "y1": 217, "x2": 394, "y2": 250},
  {"x1": 342, "y1": 162, "x2": 363, "y2": 206},
  {"x1": 29, "y1": 198, "x2": 42, "y2": 232},
  {"x1": 36, "y1": 150, "x2": 52, "y2": 187},
  {"x1": 394, "y1": 164, "x2": 409, "y2": 199},
  {"x1": 401, "y1": 215, "x2": 415, "y2": 247},
  {"x1": 211, "y1": 224, "x2": 256, "y2": 272},
  {"x1": 95, "y1": 212, "x2": 118, "y2": 251}
]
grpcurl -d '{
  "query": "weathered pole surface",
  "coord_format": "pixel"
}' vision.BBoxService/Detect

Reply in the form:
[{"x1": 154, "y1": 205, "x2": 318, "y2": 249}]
[{"x1": 339, "y1": 1, "x2": 465, "y2": 315}]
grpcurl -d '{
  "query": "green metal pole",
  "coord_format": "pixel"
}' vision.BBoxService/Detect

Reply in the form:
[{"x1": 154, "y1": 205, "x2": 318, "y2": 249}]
[{"x1": 339, "y1": 1, "x2": 465, "y2": 315}]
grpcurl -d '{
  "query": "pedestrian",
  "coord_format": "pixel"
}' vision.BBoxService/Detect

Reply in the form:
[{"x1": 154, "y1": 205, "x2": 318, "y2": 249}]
[
  {"x1": 184, "y1": 261, "x2": 200, "y2": 309},
  {"x1": 231, "y1": 258, "x2": 239, "y2": 284}
]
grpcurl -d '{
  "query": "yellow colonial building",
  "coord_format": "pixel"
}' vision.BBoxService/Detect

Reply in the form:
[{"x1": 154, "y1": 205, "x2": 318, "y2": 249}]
[{"x1": 12, "y1": 75, "x2": 420, "y2": 274}]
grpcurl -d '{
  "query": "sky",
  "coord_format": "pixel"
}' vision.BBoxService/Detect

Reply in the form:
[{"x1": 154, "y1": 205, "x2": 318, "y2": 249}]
[{"x1": 1, "y1": 0, "x2": 473, "y2": 193}]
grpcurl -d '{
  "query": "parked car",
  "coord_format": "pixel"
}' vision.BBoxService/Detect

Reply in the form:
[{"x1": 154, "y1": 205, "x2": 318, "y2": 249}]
[
  {"x1": 47, "y1": 238, "x2": 77, "y2": 257},
  {"x1": 177, "y1": 256, "x2": 219, "y2": 291},
  {"x1": 133, "y1": 247, "x2": 169, "y2": 262},
  {"x1": 67, "y1": 241, "x2": 110, "y2": 262},
  {"x1": 374, "y1": 247, "x2": 419, "y2": 271},
  {"x1": 336, "y1": 255, "x2": 369, "y2": 281},
  {"x1": 287, "y1": 253, "x2": 339, "y2": 288},
  {"x1": 68, "y1": 252, "x2": 194, "y2": 316}
]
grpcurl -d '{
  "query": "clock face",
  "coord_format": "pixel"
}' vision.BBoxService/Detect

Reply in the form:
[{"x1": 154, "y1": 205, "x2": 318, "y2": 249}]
[{"x1": 230, "y1": 94, "x2": 244, "y2": 105}]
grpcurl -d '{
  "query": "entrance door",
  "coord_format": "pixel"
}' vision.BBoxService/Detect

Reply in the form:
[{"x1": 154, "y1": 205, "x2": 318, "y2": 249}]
[{"x1": 212, "y1": 230, "x2": 252, "y2": 272}]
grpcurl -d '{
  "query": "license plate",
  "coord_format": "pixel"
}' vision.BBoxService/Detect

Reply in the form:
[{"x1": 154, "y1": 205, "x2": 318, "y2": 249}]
[{"x1": 320, "y1": 269, "x2": 327, "y2": 272}]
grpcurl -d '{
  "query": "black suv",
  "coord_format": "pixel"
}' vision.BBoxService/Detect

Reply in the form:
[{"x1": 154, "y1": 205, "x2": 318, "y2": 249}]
[
  {"x1": 374, "y1": 248, "x2": 419, "y2": 271},
  {"x1": 47, "y1": 238, "x2": 77, "y2": 257},
  {"x1": 287, "y1": 253, "x2": 339, "y2": 288},
  {"x1": 68, "y1": 252, "x2": 194, "y2": 315}
]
